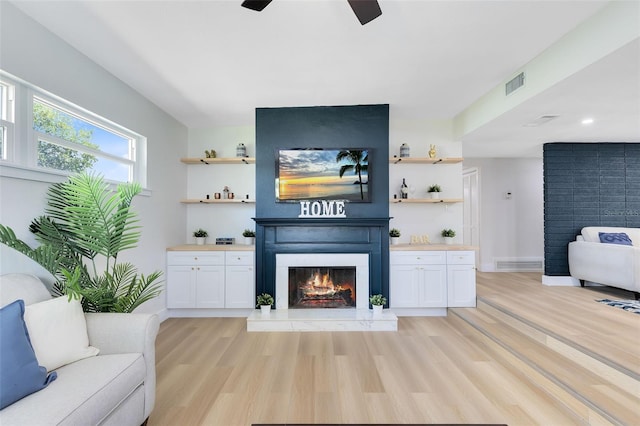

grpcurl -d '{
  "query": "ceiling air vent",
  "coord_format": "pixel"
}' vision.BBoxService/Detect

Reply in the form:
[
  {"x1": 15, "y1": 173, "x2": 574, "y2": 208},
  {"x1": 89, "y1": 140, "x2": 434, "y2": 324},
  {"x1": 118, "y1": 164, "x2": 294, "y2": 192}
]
[{"x1": 505, "y1": 72, "x2": 525, "y2": 95}]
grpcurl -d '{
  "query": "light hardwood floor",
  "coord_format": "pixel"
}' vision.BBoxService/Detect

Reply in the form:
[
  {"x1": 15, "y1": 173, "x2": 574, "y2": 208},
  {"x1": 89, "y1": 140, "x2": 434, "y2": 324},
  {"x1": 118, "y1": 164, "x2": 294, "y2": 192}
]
[{"x1": 149, "y1": 273, "x2": 639, "y2": 426}]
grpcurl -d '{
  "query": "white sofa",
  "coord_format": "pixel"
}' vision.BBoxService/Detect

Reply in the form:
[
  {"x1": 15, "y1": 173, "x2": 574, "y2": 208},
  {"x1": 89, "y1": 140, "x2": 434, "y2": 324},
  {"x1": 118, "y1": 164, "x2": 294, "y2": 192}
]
[
  {"x1": 0, "y1": 274, "x2": 160, "y2": 426},
  {"x1": 568, "y1": 226, "x2": 640, "y2": 297}
]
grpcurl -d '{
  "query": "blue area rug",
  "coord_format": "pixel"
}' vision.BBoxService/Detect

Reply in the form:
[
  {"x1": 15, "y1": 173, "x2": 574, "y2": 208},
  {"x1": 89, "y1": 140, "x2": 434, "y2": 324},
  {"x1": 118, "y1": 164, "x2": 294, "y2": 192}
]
[{"x1": 596, "y1": 299, "x2": 640, "y2": 314}]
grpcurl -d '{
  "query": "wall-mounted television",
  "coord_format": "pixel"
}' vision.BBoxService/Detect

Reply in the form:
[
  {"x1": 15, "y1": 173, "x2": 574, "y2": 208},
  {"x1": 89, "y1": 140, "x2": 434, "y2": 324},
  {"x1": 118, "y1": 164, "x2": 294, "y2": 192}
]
[{"x1": 276, "y1": 148, "x2": 370, "y2": 202}]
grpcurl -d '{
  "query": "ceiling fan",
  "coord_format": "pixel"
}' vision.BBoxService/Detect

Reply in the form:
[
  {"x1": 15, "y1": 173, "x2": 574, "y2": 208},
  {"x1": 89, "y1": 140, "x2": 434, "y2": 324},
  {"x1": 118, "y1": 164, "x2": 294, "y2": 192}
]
[{"x1": 241, "y1": 0, "x2": 382, "y2": 25}]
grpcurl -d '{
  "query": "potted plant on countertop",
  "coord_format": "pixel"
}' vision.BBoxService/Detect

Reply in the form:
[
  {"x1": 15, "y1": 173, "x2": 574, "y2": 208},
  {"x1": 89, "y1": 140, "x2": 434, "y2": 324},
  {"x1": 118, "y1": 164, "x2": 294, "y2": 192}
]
[
  {"x1": 242, "y1": 229, "x2": 256, "y2": 245},
  {"x1": 369, "y1": 294, "x2": 387, "y2": 315},
  {"x1": 193, "y1": 228, "x2": 208, "y2": 245},
  {"x1": 389, "y1": 228, "x2": 401, "y2": 245},
  {"x1": 441, "y1": 228, "x2": 456, "y2": 245},
  {"x1": 257, "y1": 293, "x2": 274, "y2": 315},
  {"x1": 427, "y1": 184, "x2": 442, "y2": 199}
]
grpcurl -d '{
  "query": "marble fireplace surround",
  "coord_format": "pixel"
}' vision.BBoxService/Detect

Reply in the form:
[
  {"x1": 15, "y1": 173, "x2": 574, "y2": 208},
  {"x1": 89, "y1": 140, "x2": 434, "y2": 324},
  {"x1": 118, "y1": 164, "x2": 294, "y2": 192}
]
[{"x1": 275, "y1": 253, "x2": 369, "y2": 310}]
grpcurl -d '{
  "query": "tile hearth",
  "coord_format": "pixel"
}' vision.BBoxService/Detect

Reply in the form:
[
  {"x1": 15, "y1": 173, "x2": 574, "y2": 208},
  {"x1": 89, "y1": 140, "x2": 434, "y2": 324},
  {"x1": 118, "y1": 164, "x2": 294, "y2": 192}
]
[{"x1": 246, "y1": 309, "x2": 398, "y2": 332}]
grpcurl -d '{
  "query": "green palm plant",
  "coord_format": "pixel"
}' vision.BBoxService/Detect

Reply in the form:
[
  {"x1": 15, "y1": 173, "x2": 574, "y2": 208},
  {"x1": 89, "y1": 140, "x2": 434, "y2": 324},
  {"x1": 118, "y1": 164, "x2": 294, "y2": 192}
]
[
  {"x1": 0, "y1": 172, "x2": 162, "y2": 313},
  {"x1": 336, "y1": 149, "x2": 369, "y2": 200}
]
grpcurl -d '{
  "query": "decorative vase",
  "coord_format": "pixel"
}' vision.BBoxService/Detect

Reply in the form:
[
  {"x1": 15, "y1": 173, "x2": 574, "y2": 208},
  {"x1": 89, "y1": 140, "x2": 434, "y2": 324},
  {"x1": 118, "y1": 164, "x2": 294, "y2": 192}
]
[
  {"x1": 372, "y1": 305, "x2": 383, "y2": 316},
  {"x1": 195, "y1": 237, "x2": 206, "y2": 245},
  {"x1": 444, "y1": 237, "x2": 454, "y2": 245},
  {"x1": 390, "y1": 237, "x2": 400, "y2": 245},
  {"x1": 399, "y1": 143, "x2": 410, "y2": 158},
  {"x1": 430, "y1": 192, "x2": 440, "y2": 199},
  {"x1": 260, "y1": 305, "x2": 271, "y2": 315},
  {"x1": 244, "y1": 237, "x2": 255, "y2": 245}
]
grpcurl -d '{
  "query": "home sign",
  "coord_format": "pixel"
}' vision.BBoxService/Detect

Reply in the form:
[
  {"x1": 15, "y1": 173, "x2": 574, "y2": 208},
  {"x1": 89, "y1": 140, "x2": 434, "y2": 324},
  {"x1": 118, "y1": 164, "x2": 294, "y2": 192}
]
[{"x1": 298, "y1": 200, "x2": 346, "y2": 218}]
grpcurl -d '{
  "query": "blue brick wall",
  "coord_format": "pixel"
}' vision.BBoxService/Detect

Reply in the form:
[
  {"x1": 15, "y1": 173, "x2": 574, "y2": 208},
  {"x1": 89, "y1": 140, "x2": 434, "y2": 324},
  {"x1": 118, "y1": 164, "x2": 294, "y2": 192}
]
[{"x1": 543, "y1": 143, "x2": 640, "y2": 275}]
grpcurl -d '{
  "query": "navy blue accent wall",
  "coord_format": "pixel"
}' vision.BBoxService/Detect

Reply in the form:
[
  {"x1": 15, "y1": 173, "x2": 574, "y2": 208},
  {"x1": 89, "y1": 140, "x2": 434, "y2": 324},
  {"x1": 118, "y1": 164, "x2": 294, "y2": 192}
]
[
  {"x1": 256, "y1": 104, "x2": 389, "y2": 218},
  {"x1": 543, "y1": 143, "x2": 640, "y2": 276},
  {"x1": 254, "y1": 104, "x2": 390, "y2": 304}
]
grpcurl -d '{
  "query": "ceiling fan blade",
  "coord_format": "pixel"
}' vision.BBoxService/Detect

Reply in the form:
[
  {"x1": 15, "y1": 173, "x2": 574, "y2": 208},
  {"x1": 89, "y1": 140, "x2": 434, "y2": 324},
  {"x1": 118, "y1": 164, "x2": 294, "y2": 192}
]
[
  {"x1": 241, "y1": 0, "x2": 272, "y2": 12},
  {"x1": 347, "y1": 0, "x2": 382, "y2": 25}
]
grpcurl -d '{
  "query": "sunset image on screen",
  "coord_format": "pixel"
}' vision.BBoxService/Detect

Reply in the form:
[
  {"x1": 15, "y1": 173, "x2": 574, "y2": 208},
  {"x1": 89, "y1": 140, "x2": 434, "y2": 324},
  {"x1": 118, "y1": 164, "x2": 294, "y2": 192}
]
[{"x1": 276, "y1": 149, "x2": 369, "y2": 202}]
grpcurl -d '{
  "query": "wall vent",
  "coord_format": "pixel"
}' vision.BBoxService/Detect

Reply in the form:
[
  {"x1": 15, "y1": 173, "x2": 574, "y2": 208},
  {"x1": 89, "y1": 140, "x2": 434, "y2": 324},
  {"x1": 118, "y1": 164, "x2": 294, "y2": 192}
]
[
  {"x1": 495, "y1": 258, "x2": 543, "y2": 272},
  {"x1": 505, "y1": 72, "x2": 525, "y2": 95}
]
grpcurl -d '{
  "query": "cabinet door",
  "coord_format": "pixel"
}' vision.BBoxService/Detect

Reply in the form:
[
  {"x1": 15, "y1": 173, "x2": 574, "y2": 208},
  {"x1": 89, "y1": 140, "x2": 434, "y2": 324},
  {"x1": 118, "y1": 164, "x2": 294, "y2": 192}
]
[
  {"x1": 447, "y1": 264, "x2": 476, "y2": 307},
  {"x1": 167, "y1": 265, "x2": 196, "y2": 308},
  {"x1": 390, "y1": 264, "x2": 421, "y2": 308},
  {"x1": 420, "y1": 265, "x2": 447, "y2": 307},
  {"x1": 195, "y1": 265, "x2": 225, "y2": 308},
  {"x1": 225, "y1": 265, "x2": 255, "y2": 308}
]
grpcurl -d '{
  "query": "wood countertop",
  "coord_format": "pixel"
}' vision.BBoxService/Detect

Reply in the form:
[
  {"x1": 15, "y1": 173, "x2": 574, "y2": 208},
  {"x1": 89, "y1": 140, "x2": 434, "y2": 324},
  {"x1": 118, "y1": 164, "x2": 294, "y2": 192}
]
[
  {"x1": 390, "y1": 244, "x2": 478, "y2": 251},
  {"x1": 167, "y1": 244, "x2": 255, "y2": 251}
]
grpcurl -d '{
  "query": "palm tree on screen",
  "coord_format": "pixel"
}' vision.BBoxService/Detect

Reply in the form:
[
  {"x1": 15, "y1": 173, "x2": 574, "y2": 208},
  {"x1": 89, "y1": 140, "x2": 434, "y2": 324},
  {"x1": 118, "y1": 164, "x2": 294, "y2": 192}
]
[{"x1": 337, "y1": 149, "x2": 368, "y2": 200}]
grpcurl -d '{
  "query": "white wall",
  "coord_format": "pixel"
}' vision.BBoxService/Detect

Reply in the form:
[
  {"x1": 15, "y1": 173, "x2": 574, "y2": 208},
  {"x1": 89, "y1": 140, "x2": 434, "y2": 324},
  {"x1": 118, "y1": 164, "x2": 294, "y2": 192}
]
[
  {"x1": 0, "y1": 3, "x2": 188, "y2": 315},
  {"x1": 388, "y1": 116, "x2": 463, "y2": 244},
  {"x1": 185, "y1": 127, "x2": 257, "y2": 243},
  {"x1": 183, "y1": 114, "x2": 464, "y2": 247},
  {"x1": 462, "y1": 158, "x2": 544, "y2": 271}
]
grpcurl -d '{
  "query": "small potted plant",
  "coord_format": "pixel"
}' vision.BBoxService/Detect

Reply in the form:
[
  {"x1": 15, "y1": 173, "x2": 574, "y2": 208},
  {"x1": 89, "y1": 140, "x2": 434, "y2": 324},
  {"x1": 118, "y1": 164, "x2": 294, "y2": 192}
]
[
  {"x1": 242, "y1": 229, "x2": 256, "y2": 245},
  {"x1": 193, "y1": 228, "x2": 208, "y2": 245},
  {"x1": 389, "y1": 228, "x2": 401, "y2": 245},
  {"x1": 256, "y1": 293, "x2": 274, "y2": 315},
  {"x1": 441, "y1": 228, "x2": 456, "y2": 244},
  {"x1": 369, "y1": 294, "x2": 387, "y2": 315},
  {"x1": 427, "y1": 184, "x2": 442, "y2": 199}
]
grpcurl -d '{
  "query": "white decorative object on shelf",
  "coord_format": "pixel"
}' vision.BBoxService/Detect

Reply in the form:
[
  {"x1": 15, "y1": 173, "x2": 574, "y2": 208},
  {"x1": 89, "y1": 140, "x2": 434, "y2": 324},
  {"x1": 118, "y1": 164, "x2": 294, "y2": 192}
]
[{"x1": 400, "y1": 143, "x2": 410, "y2": 158}]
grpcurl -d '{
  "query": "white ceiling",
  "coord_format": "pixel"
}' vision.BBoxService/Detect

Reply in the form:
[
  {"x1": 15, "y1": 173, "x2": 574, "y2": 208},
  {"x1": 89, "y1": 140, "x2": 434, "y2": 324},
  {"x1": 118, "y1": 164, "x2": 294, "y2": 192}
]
[{"x1": 9, "y1": 0, "x2": 640, "y2": 157}]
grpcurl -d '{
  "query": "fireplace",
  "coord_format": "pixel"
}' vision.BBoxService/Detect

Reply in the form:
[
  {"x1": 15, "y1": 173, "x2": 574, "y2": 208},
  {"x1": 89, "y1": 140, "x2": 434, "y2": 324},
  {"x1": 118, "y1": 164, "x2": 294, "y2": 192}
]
[
  {"x1": 289, "y1": 266, "x2": 356, "y2": 308},
  {"x1": 276, "y1": 253, "x2": 369, "y2": 310}
]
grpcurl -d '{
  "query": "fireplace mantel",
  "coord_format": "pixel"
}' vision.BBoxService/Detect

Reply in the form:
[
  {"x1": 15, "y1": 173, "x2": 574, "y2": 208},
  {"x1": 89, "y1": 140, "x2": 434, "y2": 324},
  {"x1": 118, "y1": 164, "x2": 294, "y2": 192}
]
[
  {"x1": 254, "y1": 217, "x2": 391, "y2": 226},
  {"x1": 253, "y1": 217, "x2": 391, "y2": 305}
]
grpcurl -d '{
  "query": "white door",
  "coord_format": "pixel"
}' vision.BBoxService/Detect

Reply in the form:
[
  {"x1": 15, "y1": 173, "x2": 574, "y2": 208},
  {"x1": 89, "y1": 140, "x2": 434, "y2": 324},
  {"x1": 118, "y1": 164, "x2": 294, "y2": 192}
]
[
  {"x1": 420, "y1": 265, "x2": 447, "y2": 307},
  {"x1": 195, "y1": 265, "x2": 225, "y2": 308},
  {"x1": 225, "y1": 265, "x2": 255, "y2": 308},
  {"x1": 389, "y1": 264, "x2": 421, "y2": 308},
  {"x1": 447, "y1": 264, "x2": 477, "y2": 307},
  {"x1": 166, "y1": 265, "x2": 196, "y2": 308},
  {"x1": 463, "y1": 168, "x2": 480, "y2": 262}
]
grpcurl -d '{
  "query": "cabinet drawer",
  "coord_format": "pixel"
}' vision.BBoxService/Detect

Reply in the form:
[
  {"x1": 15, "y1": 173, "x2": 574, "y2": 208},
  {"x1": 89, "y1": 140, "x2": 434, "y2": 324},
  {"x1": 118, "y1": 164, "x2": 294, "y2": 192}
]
[
  {"x1": 225, "y1": 251, "x2": 254, "y2": 266},
  {"x1": 167, "y1": 251, "x2": 225, "y2": 265},
  {"x1": 446, "y1": 251, "x2": 475, "y2": 265},
  {"x1": 391, "y1": 251, "x2": 446, "y2": 265}
]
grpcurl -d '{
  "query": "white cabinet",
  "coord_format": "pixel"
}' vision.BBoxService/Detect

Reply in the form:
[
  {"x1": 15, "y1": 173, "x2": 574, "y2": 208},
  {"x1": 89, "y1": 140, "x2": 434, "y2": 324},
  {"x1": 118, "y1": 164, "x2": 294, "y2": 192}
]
[
  {"x1": 167, "y1": 252, "x2": 225, "y2": 308},
  {"x1": 446, "y1": 251, "x2": 476, "y2": 307},
  {"x1": 390, "y1": 250, "x2": 476, "y2": 311},
  {"x1": 390, "y1": 252, "x2": 447, "y2": 308},
  {"x1": 167, "y1": 250, "x2": 255, "y2": 310},
  {"x1": 224, "y1": 251, "x2": 255, "y2": 309}
]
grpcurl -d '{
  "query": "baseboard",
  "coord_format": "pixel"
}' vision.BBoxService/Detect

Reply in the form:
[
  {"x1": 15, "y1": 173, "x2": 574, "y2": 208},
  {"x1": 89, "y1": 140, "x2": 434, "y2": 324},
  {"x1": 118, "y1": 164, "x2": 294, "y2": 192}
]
[
  {"x1": 156, "y1": 308, "x2": 170, "y2": 322},
  {"x1": 167, "y1": 308, "x2": 255, "y2": 318}
]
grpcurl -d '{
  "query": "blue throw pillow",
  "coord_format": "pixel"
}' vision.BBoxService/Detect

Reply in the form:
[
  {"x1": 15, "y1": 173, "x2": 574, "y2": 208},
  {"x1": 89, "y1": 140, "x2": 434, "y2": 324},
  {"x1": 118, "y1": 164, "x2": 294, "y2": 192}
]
[
  {"x1": 0, "y1": 300, "x2": 57, "y2": 410},
  {"x1": 598, "y1": 232, "x2": 633, "y2": 246}
]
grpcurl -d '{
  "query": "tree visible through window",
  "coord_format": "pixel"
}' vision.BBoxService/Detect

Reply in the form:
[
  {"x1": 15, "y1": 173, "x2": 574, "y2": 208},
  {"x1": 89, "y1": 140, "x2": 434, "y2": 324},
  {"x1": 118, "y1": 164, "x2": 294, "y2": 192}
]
[
  {"x1": 33, "y1": 98, "x2": 134, "y2": 182},
  {"x1": 34, "y1": 101, "x2": 99, "y2": 172}
]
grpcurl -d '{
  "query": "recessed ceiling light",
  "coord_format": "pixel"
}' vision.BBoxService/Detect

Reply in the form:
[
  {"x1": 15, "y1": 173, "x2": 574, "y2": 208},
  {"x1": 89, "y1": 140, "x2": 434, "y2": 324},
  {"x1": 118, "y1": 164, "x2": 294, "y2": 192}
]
[{"x1": 581, "y1": 118, "x2": 594, "y2": 125}]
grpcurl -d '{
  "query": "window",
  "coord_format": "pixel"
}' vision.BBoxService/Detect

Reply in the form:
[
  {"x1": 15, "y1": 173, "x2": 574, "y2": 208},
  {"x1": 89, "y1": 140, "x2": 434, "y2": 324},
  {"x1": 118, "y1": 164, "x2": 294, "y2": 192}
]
[
  {"x1": 33, "y1": 98, "x2": 135, "y2": 182},
  {"x1": 0, "y1": 70, "x2": 145, "y2": 186},
  {"x1": 0, "y1": 80, "x2": 15, "y2": 161}
]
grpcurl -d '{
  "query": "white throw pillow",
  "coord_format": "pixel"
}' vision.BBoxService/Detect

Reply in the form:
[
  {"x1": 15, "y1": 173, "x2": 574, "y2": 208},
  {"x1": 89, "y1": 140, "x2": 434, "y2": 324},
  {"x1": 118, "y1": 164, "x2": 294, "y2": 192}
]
[{"x1": 24, "y1": 296, "x2": 100, "y2": 371}]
